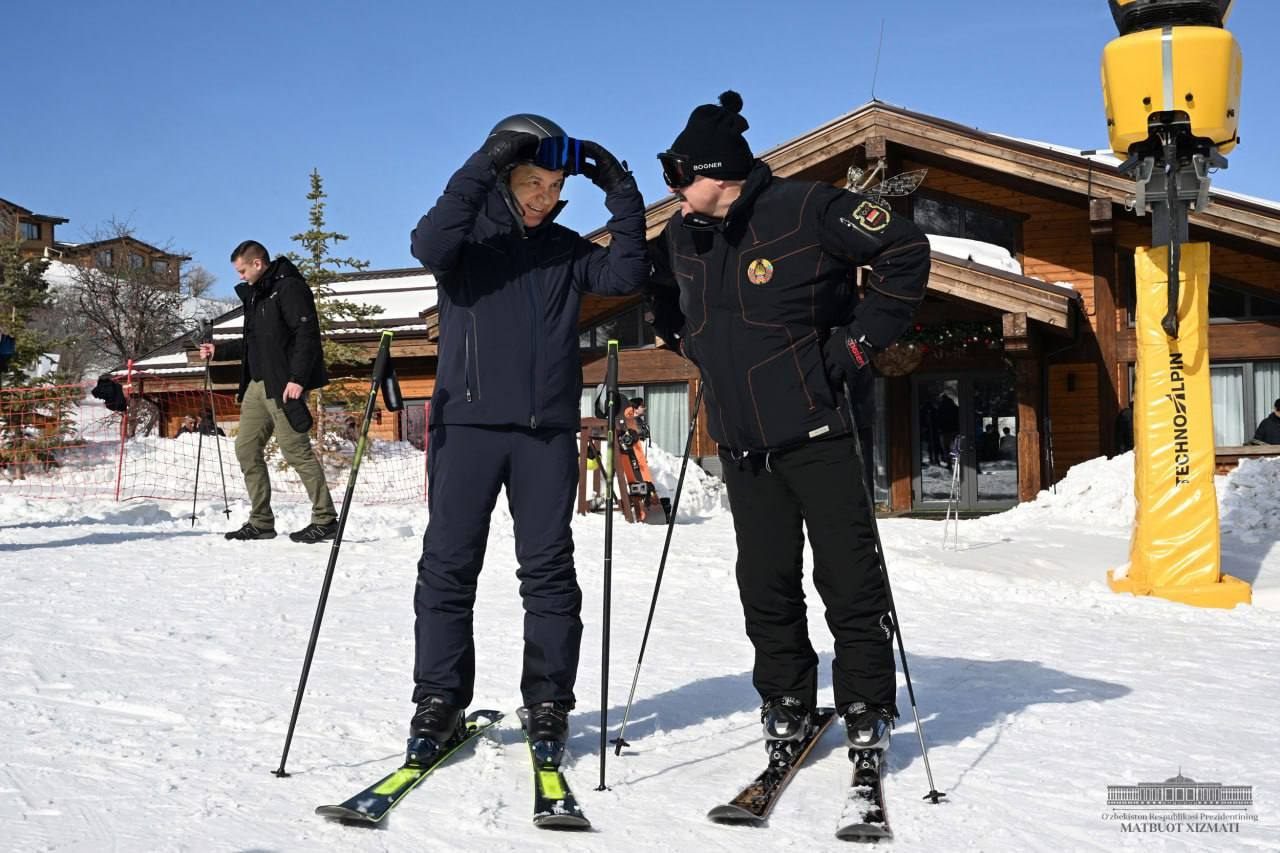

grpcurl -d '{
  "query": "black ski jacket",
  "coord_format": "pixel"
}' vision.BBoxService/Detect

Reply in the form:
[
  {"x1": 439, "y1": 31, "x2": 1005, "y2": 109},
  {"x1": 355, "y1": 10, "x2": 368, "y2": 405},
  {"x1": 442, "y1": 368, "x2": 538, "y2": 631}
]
[
  {"x1": 1254, "y1": 412, "x2": 1280, "y2": 445},
  {"x1": 220, "y1": 256, "x2": 327, "y2": 403},
  {"x1": 649, "y1": 161, "x2": 930, "y2": 453},
  {"x1": 411, "y1": 150, "x2": 648, "y2": 430}
]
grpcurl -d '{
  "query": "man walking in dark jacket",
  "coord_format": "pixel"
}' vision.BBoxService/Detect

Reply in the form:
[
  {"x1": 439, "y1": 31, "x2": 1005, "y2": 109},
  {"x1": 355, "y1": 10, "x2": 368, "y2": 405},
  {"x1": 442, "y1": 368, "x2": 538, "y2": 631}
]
[
  {"x1": 649, "y1": 92, "x2": 931, "y2": 760},
  {"x1": 406, "y1": 115, "x2": 647, "y2": 754},
  {"x1": 198, "y1": 240, "x2": 337, "y2": 543}
]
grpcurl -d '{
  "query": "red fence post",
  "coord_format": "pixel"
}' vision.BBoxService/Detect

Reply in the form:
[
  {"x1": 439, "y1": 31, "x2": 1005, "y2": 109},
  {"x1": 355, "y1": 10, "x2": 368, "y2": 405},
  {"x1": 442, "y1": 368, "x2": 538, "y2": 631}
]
[
  {"x1": 113, "y1": 360, "x2": 133, "y2": 502},
  {"x1": 422, "y1": 402, "x2": 430, "y2": 502}
]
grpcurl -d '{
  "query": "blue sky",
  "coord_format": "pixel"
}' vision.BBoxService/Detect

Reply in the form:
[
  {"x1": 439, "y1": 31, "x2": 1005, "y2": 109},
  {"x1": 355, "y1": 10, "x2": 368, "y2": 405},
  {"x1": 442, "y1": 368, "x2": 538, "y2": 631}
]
[{"x1": 4, "y1": 1, "x2": 1276, "y2": 298}]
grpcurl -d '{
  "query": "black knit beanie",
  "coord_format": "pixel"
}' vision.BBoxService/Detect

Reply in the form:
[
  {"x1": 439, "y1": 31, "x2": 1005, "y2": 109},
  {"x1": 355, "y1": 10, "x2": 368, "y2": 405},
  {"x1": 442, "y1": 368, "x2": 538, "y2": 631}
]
[{"x1": 670, "y1": 90, "x2": 753, "y2": 180}]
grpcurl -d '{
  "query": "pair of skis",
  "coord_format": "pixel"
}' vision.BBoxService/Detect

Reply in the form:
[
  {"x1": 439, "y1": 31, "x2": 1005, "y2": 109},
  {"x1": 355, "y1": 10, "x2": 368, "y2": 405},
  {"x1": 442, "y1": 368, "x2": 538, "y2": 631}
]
[
  {"x1": 315, "y1": 709, "x2": 589, "y2": 829},
  {"x1": 706, "y1": 708, "x2": 892, "y2": 841}
]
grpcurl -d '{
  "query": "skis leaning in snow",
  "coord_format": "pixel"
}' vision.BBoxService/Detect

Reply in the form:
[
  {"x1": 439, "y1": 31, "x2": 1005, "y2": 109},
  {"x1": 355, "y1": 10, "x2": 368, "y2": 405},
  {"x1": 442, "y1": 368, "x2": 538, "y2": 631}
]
[
  {"x1": 706, "y1": 707, "x2": 836, "y2": 824},
  {"x1": 835, "y1": 745, "x2": 892, "y2": 841},
  {"x1": 518, "y1": 707, "x2": 590, "y2": 829},
  {"x1": 315, "y1": 709, "x2": 503, "y2": 824}
]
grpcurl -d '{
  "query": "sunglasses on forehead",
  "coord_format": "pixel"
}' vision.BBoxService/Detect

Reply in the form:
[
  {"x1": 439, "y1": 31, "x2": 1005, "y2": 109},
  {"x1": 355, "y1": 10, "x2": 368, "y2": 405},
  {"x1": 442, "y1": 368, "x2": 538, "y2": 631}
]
[{"x1": 657, "y1": 150, "x2": 696, "y2": 189}]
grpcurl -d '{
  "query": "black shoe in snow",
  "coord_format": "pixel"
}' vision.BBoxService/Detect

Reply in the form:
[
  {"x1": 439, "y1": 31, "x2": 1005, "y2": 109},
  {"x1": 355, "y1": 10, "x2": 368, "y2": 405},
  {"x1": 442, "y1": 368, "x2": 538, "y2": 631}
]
[
  {"x1": 289, "y1": 521, "x2": 337, "y2": 544},
  {"x1": 843, "y1": 702, "x2": 894, "y2": 752},
  {"x1": 761, "y1": 696, "x2": 813, "y2": 742},
  {"x1": 524, "y1": 701, "x2": 571, "y2": 744},
  {"x1": 224, "y1": 522, "x2": 276, "y2": 541},
  {"x1": 409, "y1": 696, "x2": 466, "y2": 744}
]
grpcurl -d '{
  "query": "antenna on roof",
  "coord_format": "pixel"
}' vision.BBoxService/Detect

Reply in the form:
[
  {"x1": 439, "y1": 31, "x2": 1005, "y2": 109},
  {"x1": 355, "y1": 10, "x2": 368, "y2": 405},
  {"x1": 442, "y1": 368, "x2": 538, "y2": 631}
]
[{"x1": 870, "y1": 18, "x2": 885, "y2": 102}]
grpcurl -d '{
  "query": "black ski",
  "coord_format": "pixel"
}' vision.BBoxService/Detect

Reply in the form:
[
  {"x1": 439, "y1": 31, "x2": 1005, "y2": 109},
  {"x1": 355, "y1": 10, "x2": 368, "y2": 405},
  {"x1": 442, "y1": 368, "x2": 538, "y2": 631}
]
[
  {"x1": 316, "y1": 709, "x2": 502, "y2": 824},
  {"x1": 707, "y1": 708, "x2": 836, "y2": 824},
  {"x1": 519, "y1": 708, "x2": 590, "y2": 829},
  {"x1": 835, "y1": 747, "x2": 892, "y2": 841}
]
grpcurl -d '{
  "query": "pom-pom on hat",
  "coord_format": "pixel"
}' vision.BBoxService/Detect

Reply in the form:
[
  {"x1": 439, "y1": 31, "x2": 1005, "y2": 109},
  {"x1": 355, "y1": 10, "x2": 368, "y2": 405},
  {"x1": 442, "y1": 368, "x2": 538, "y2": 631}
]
[{"x1": 669, "y1": 90, "x2": 753, "y2": 181}]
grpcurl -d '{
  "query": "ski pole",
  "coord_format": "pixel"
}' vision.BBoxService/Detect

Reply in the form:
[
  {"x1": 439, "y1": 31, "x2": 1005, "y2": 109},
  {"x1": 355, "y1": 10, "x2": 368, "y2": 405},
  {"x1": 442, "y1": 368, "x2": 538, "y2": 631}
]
[
  {"x1": 611, "y1": 383, "x2": 704, "y2": 755},
  {"x1": 274, "y1": 331, "x2": 401, "y2": 777},
  {"x1": 596, "y1": 340, "x2": 619, "y2": 791},
  {"x1": 843, "y1": 378, "x2": 946, "y2": 804}
]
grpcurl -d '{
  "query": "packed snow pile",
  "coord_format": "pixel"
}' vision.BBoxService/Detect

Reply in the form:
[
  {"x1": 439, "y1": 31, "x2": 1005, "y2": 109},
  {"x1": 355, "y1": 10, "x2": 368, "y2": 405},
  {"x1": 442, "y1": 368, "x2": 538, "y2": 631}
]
[
  {"x1": 926, "y1": 234, "x2": 1022, "y2": 275},
  {"x1": 996, "y1": 452, "x2": 1136, "y2": 529},
  {"x1": 1220, "y1": 455, "x2": 1280, "y2": 542},
  {"x1": 643, "y1": 442, "x2": 728, "y2": 520}
]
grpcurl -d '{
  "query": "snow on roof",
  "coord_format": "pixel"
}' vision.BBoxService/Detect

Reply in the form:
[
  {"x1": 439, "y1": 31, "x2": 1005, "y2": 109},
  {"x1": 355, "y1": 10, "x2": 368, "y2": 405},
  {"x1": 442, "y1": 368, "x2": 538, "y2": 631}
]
[
  {"x1": 992, "y1": 133, "x2": 1280, "y2": 215},
  {"x1": 927, "y1": 234, "x2": 1023, "y2": 275},
  {"x1": 212, "y1": 273, "x2": 437, "y2": 332}
]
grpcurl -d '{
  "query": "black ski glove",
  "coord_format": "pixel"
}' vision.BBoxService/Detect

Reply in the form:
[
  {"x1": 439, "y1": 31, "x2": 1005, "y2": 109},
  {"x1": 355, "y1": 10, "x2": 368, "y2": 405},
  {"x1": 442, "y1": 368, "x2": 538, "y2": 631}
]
[
  {"x1": 481, "y1": 129, "x2": 539, "y2": 173},
  {"x1": 580, "y1": 140, "x2": 629, "y2": 193},
  {"x1": 823, "y1": 325, "x2": 878, "y2": 387}
]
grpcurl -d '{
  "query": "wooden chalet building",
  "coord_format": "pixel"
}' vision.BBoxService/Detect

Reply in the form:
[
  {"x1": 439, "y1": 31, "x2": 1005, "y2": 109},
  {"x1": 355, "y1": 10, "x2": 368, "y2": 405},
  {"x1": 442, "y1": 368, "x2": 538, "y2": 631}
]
[{"x1": 132, "y1": 101, "x2": 1280, "y2": 513}]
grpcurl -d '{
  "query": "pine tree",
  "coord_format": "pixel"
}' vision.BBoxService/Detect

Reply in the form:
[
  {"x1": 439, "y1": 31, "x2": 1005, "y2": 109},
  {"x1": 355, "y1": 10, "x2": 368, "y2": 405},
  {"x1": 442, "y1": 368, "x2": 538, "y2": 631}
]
[
  {"x1": 287, "y1": 169, "x2": 384, "y2": 452},
  {"x1": 0, "y1": 242, "x2": 54, "y2": 386},
  {"x1": 287, "y1": 169, "x2": 383, "y2": 373}
]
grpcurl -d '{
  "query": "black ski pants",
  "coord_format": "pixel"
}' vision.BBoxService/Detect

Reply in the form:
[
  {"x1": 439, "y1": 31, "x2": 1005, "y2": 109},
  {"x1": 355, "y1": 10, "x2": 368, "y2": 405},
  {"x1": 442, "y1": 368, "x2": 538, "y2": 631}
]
[
  {"x1": 413, "y1": 424, "x2": 582, "y2": 710},
  {"x1": 720, "y1": 435, "x2": 897, "y2": 714}
]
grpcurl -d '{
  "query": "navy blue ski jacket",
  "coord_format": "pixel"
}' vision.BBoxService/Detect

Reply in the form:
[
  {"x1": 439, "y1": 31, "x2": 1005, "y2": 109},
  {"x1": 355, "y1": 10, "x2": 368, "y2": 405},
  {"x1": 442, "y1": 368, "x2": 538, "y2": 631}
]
[{"x1": 411, "y1": 151, "x2": 648, "y2": 430}]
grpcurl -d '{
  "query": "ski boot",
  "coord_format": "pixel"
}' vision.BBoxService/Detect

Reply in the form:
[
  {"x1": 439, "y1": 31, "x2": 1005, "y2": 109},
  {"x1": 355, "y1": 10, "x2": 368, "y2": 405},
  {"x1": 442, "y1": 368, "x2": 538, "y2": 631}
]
[
  {"x1": 761, "y1": 696, "x2": 814, "y2": 767},
  {"x1": 843, "y1": 702, "x2": 894, "y2": 780},
  {"x1": 521, "y1": 700, "x2": 571, "y2": 768},
  {"x1": 406, "y1": 696, "x2": 465, "y2": 767}
]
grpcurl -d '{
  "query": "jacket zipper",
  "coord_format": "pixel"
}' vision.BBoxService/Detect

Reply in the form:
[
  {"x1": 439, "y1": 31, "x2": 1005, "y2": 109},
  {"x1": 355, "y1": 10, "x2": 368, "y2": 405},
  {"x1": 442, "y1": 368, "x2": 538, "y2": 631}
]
[
  {"x1": 521, "y1": 239, "x2": 540, "y2": 429},
  {"x1": 464, "y1": 323, "x2": 473, "y2": 402}
]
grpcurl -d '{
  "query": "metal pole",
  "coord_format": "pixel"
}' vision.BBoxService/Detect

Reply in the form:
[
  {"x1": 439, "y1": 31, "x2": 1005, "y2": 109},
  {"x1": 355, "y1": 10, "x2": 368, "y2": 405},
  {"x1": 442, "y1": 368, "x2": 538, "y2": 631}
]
[
  {"x1": 596, "y1": 340, "x2": 619, "y2": 791},
  {"x1": 843, "y1": 379, "x2": 946, "y2": 804},
  {"x1": 612, "y1": 384, "x2": 704, "y2": 754},
  {"x1": 274, "y1": 332, "x2": 399, "y2": 777}
]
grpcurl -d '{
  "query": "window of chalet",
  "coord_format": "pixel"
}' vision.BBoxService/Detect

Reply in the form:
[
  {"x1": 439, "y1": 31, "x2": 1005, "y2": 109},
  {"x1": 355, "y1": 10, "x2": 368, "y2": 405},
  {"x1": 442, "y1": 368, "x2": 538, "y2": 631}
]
[
  {"x1": 129, "y1": 252, "x2": 145, "y2": 269},
  {"x1": 20, "y1": 222, "x2": 40, "y2": 240},
  {"x1": 578, "y1": 304, "x2": 654, "y2": 350},
  {"x1": 911, "y1": 191, "x2": 1020, "y2": 255},
  {"x1": 1131, "y1": 358, "x2": 1280, "y2": 446},
  {"x1": 95, "y1": 249, "x2": 114, "y2": 268},
  {"x1": 152, "y1": 259, "x2": 169, "y2": 274}
]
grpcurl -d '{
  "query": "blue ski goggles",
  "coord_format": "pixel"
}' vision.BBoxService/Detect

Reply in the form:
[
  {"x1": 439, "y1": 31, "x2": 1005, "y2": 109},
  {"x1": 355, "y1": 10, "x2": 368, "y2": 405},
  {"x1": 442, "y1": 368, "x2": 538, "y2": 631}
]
[{"x1": 532, "y1": 136, "x2": 585, "y2": 175}]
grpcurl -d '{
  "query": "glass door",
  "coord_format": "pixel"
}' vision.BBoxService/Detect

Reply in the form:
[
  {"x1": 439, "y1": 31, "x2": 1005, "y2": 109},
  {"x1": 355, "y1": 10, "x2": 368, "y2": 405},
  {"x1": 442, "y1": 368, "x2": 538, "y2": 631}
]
[{"x1": 913, "y1": 371, "x2": 1019, "y2": 511}]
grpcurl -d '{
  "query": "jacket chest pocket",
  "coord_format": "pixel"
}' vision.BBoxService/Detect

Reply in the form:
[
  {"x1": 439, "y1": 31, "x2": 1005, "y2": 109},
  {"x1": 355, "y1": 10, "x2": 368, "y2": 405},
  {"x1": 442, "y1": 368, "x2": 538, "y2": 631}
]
[
  {"x1": 738, "y1": 245, "x2": 824, "y2": 327},
  {"x1": 673, "y1": 255, "x2": 709, "y2": 337}
]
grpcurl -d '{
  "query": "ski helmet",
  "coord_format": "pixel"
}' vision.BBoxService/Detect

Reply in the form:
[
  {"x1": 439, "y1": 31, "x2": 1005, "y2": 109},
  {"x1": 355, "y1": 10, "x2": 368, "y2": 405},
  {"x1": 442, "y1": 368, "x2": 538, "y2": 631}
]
[{"x1": 488, "y1": 113, "x2": 568, "y2": 141}]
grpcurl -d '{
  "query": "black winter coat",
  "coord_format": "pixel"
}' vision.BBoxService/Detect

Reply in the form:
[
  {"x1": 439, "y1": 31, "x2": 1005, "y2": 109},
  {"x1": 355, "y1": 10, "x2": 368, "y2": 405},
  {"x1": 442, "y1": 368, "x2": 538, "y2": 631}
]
[
  {"x1": 220, "y1": 256, "x2": 327, "y2": 403},
  {"x1": 1254, "y1": 412, "x2": 1280, "y2": 445},
  {"x1": 411, "y1": 151, "x2": 649, "y2": 430},
  {"x1": 649, "y1": 161, "x2": 930, "y2": 453}
]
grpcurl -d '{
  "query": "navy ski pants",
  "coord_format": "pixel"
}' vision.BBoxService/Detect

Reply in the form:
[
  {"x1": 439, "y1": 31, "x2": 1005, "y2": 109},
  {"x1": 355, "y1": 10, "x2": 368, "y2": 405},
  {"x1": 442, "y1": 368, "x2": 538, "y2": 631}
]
[{"x1": 413, "y1": 424, "x2": 582, "y2": 709}]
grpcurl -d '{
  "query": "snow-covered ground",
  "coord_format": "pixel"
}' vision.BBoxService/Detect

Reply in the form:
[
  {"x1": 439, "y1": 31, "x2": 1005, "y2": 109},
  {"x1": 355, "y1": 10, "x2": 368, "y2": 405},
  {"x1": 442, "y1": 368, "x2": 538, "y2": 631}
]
[{"x1": 2, "y1": 451, "x2": 1277, "y2": 851}]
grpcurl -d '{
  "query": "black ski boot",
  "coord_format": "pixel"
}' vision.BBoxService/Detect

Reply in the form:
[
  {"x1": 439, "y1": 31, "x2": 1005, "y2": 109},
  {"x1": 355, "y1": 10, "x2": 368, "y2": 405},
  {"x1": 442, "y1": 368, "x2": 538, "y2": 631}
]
[
  {"x1": 523, "y1": 701, "x2": 570, "y2": 768},
  {"x1": 762, "y1": 696, "x2": 812, "y2": 742},
  {"x1": 761, "y1": 696, "x2": 815, "y2": 767},
  {"x1": 406, "y1": 696, "x2": 465, "y2": 766},
  {"x1": 843, "y1": 702, "x2": 894, "y2": 756}
]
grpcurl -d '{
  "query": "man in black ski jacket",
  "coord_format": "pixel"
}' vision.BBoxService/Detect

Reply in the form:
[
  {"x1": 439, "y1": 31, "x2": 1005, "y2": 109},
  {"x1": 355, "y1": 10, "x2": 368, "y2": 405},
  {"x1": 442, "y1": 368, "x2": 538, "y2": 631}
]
[
  {"x1": 406, "y1": 114, "x2": 647, "y2": 752},
  {"x1": 1254, "y1": 398, "x2": 1280, "y2": 444},
  {"x1": 198, "y1": 241, "x2": 336, "y2": 543},
  {"x1": 648, "y1": 92, "x2": 931, "y2": 759}
]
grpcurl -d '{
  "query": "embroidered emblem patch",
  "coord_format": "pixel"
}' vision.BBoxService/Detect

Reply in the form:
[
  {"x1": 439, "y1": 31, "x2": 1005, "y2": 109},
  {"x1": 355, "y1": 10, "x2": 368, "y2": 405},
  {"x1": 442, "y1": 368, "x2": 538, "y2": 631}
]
[
  {"x1": 746, "y1": 258, "x2": 774, "y2": 285},
  {"x1": 851, "y1": 199, "x2": 891, "y2": 231}
]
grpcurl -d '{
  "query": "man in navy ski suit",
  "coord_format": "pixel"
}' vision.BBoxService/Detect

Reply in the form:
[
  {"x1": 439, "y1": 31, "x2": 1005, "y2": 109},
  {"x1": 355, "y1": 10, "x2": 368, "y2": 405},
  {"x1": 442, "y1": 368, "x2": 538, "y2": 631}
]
[{"x1": 407, "y1": 115, "x2": 648, "y2": 748}]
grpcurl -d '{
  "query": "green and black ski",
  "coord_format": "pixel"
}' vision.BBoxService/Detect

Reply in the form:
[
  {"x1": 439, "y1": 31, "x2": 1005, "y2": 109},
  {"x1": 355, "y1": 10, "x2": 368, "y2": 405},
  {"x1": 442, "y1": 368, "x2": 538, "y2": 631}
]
[
  {"x1": 316, "y1": 709, "x2": 502, "y2": 824},
  {"x1": 519, "y1": 708, "x2": 590, "y2": 829}
]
